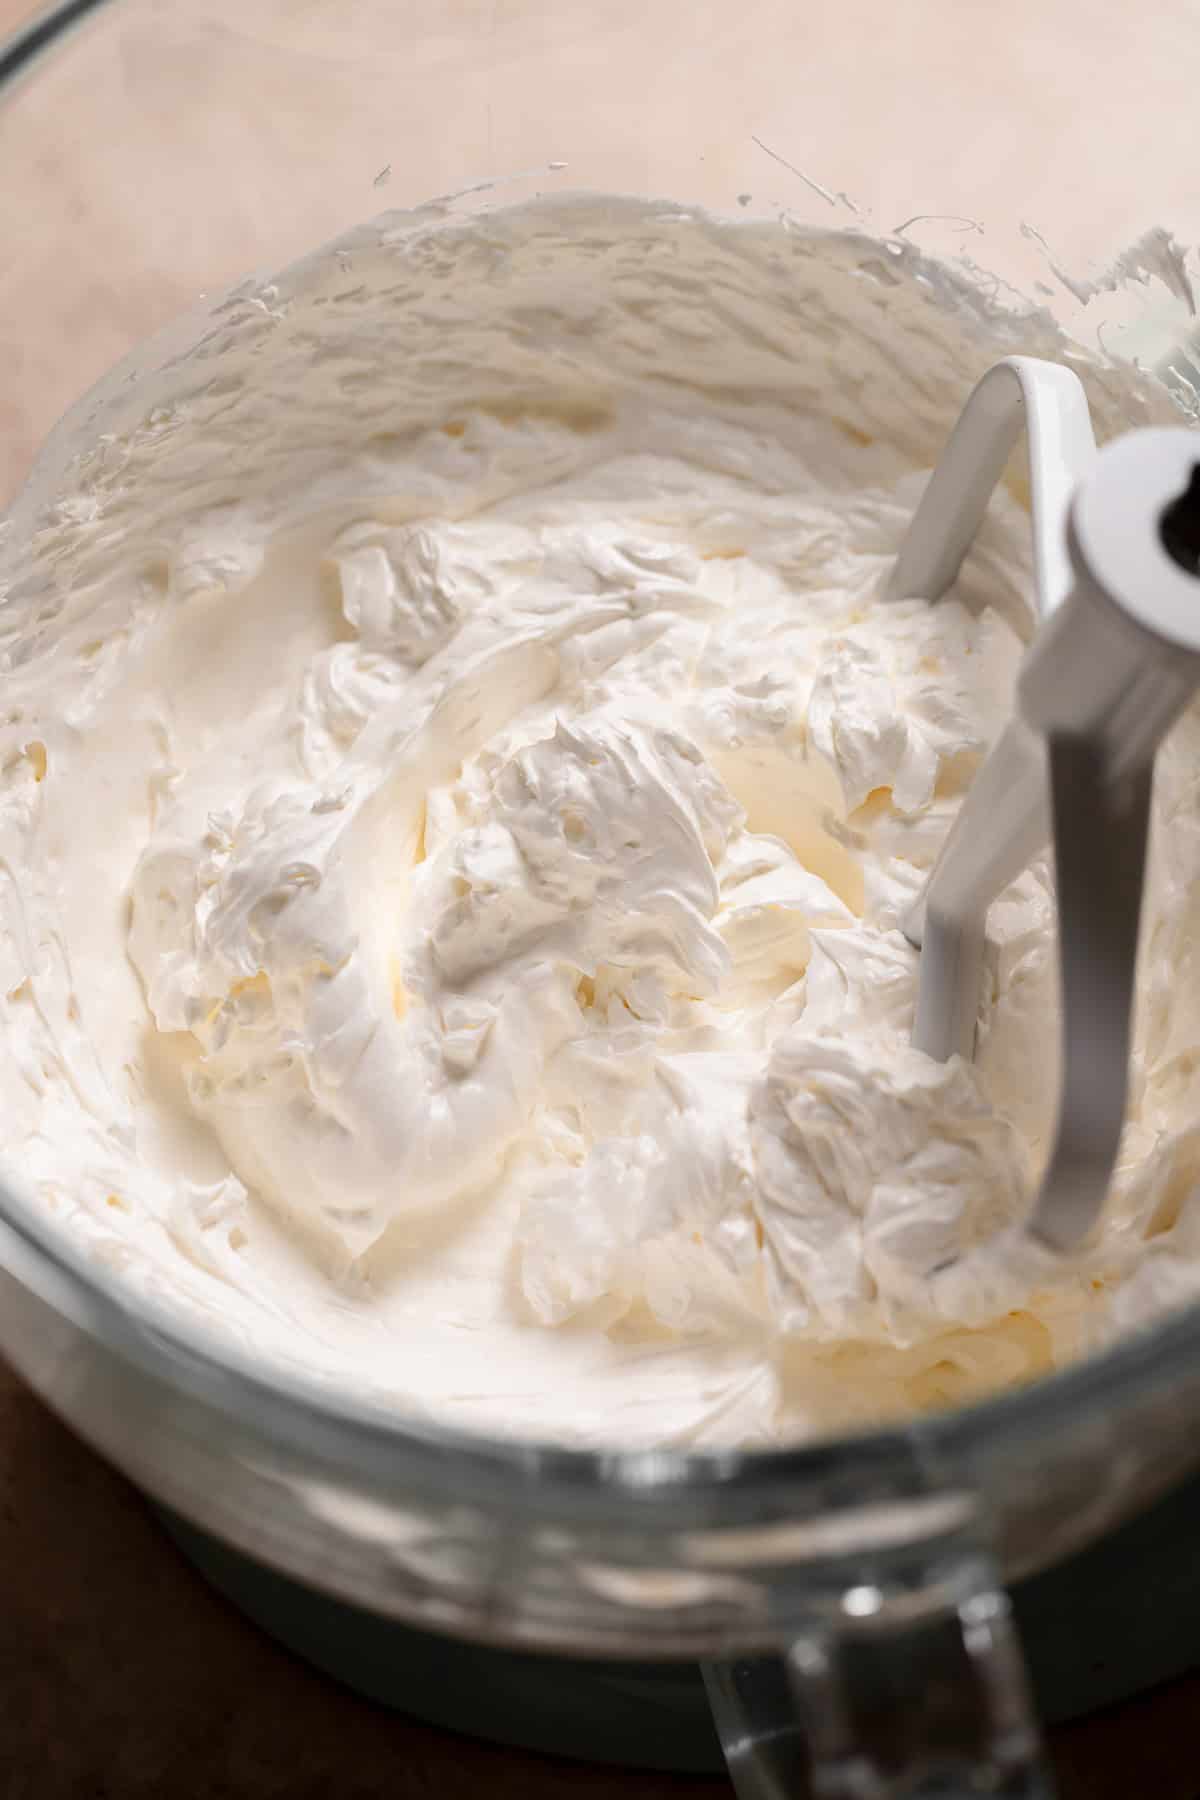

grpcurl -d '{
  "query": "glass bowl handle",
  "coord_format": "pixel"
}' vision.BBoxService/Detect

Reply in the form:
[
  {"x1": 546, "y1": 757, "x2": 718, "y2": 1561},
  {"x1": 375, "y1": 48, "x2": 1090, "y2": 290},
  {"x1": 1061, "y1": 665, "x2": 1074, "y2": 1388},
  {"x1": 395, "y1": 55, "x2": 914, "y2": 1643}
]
[{"x1": 703, "y1": 1545, "x2": 1054, "y2": 1797}]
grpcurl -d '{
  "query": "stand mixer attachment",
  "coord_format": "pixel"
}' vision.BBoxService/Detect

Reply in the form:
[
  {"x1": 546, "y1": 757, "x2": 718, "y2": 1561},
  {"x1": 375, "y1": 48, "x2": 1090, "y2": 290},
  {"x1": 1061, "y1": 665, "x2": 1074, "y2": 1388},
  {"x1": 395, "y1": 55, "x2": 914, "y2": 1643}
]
[{"x1": 896, "y1": 360, "x2": 1200, "y2": 1256}]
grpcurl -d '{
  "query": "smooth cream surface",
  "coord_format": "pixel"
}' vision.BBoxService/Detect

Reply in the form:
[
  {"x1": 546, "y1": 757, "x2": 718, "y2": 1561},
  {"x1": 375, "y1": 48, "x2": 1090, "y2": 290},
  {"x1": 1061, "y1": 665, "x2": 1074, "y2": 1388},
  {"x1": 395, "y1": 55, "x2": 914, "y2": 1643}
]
[{"x1": 2, "y1": 194, "x2": 1198, "y2": 1447}]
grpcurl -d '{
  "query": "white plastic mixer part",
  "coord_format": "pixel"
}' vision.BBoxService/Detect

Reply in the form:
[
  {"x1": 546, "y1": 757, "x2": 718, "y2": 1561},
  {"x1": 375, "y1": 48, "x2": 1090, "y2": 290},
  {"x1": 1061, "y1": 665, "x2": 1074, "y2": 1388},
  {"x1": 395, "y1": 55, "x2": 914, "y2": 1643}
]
[
  {"x1": 898, "y1": 402, "x2": 1200, "y2": 1256},
  {"x1": 889, "y1": 356, "x2": 1098, "y2": 621},
  {"x1": 895, "y1": 357, "x2": 1098, "y2": 1065}
]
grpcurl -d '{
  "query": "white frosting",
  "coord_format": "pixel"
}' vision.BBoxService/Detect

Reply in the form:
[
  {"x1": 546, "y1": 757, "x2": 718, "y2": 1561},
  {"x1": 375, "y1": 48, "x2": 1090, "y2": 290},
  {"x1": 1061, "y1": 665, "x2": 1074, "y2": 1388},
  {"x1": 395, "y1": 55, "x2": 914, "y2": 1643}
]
[{"x1": 1, "y1": 194, "x2": 1197, "y2": 1448}]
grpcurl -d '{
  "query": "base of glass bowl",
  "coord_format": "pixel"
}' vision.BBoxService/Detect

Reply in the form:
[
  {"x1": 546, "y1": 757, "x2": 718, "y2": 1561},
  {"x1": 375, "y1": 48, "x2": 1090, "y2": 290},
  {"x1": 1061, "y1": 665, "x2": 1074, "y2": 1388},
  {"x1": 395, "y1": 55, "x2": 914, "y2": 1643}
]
[{"x1": 158, "y1": 1465, "x2": 1200, "y2": 1773}]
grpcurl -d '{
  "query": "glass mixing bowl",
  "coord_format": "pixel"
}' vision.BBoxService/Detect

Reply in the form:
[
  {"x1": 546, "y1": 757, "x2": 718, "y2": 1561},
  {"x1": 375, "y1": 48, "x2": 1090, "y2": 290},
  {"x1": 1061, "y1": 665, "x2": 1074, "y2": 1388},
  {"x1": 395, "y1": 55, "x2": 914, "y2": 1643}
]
[{"x1": 3, "y1": 3, "x2": 1200, "y2": 1793}]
